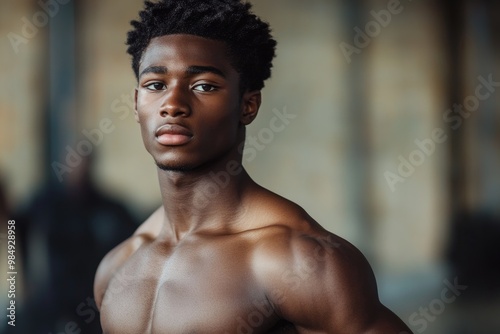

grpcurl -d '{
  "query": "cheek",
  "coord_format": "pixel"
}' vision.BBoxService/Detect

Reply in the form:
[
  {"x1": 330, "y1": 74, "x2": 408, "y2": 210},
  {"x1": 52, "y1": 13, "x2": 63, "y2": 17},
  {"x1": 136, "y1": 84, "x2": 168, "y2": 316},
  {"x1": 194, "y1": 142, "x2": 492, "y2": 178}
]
[
  {"x1": 198, "y1": 104, "x2": 241, "y2": 144},
  {"x1": 201, "y1": 96, "x2": 238, "y2": 121},
  {"x1": 136, "y1": 96, "x2": 158, "y2": 127},
  {"x1": 135, "y1": 101, "x2": 156, "y2": 148},
  {"x1": 135, "y1": 104, "x2": 147, "y2": 131},
  {"x1": 214, "y1": 95, "x2": 241, "y2": 125}
]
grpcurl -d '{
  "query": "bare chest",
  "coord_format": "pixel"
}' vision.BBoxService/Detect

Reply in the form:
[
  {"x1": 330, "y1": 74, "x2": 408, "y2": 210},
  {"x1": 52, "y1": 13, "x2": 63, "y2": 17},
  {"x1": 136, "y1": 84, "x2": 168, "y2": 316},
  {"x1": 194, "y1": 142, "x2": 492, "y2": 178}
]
[{"x1": 100, "y1": 242, "x2": 280, "y2": 334}]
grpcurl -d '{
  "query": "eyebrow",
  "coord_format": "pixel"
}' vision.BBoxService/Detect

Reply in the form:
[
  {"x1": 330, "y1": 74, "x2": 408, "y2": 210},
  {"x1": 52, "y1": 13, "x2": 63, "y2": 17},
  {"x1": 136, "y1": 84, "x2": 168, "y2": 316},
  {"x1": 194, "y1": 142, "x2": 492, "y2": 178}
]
[
  {"x1": 139, "y1": 65, "x2": 168, "y2": 78},
  {"x1": 139, "y1": 65, "x2": 226, "y2": 79},
  {"x1": 185, "y1": 66, "x2": 226, "y2": 79}
]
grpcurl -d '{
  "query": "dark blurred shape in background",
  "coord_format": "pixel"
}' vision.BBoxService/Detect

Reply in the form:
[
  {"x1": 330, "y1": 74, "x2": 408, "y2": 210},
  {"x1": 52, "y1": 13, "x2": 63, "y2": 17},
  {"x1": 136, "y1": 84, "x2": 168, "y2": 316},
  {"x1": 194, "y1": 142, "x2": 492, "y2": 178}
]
[
  {"x1": 14, "y1": 153, "x2": 137, "y2": 333},
  {"x1": 447, "y1": 211, "x2": 500, "y2": 296}
]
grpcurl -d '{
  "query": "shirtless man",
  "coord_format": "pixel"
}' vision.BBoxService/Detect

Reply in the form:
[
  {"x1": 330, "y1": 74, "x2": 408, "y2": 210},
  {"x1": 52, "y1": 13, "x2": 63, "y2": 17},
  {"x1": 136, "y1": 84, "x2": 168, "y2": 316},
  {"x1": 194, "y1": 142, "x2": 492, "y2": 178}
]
[{"x1": 94, "y1": 1, "x2": 413, "y2": 333}]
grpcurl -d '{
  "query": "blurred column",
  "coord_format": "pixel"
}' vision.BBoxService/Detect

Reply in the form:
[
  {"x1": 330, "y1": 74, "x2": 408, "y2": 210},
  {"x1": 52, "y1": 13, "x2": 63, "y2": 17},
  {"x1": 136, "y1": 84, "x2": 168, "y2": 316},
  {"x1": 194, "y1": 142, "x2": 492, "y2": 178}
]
[
  {"x1": 338, "y1": 1, "x2": 374, "y2": 257},
  {"x1": 461, "y1": 0, "x2": 500, "y2": 214},
  {"x1": 442, "y1": 0, "x2": 467, "y2": 214},
  {"x1": 47, "y1": 0, "x2": 77, "y2": 185},
  {"x1": 27, "y1": 0, "x2": 78, "y2": 316}
]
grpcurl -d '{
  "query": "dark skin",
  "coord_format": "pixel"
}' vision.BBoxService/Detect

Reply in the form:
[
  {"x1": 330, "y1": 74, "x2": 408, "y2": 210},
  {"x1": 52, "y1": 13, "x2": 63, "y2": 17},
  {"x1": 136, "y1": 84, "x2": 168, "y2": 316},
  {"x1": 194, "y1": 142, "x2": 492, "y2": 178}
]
[{"x1": 94, "y1": 34, "x2": 413, "y2": 334}]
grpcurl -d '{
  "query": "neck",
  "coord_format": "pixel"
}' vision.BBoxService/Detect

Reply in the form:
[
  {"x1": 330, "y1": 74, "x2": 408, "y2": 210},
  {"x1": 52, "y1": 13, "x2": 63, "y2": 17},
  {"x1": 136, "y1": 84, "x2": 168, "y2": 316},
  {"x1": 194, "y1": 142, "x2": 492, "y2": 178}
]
[{"x1": 157, "y1": 151, "x2": 252, "y2": 242}]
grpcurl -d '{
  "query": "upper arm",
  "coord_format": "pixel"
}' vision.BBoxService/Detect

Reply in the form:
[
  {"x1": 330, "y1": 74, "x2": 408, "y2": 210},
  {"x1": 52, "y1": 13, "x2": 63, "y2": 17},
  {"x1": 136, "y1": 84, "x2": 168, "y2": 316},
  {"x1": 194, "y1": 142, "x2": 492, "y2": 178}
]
[{"x1": 258, "y1": 233, "x2": 412, "y2": 333}]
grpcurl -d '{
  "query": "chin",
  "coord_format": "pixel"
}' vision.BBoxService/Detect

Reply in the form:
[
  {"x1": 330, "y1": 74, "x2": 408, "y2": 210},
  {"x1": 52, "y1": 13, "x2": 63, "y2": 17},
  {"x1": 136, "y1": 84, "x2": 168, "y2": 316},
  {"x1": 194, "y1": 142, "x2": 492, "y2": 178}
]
[
  {"x1": 150, "y1": 148, "x2": 200, "y2": 172},
  {"x1": 155, "y1": 160, "x2": 198, "y2": 172},
  {"x1": 152, "y1": 145, "x2": 236, "y2": 173}
]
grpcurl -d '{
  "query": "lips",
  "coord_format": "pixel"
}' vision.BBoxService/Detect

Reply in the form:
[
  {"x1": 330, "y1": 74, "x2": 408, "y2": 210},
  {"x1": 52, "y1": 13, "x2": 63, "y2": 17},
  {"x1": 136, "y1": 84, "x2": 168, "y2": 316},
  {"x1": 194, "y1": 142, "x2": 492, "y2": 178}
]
[{"x1": 155, "y1": 123, "x2": 193, "y2": 146}]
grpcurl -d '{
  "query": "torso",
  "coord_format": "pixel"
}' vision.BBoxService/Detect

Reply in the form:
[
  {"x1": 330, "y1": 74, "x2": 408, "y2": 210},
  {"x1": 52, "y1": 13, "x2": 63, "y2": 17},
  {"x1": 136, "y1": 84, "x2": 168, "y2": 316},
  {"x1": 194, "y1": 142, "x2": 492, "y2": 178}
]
[
  {"x1": 96, "y1": 184, "x2": 410, "y2": 334},
  {"x1": 99, "y1": 217, "x2": 304, "y2": 333}
]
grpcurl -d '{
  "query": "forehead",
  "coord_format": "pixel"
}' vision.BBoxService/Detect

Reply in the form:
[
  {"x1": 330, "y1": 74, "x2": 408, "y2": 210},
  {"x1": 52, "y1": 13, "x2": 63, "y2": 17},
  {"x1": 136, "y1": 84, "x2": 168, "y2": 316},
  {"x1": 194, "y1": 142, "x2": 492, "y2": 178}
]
[{"x1": 139, "y1": 34, "x2": 236, "y2": 75}]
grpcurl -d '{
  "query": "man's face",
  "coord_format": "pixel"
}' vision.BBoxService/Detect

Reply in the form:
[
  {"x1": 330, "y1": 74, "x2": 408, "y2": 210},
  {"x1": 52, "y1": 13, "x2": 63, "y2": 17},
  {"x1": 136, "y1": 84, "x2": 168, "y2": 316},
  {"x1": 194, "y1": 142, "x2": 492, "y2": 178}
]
[{"x1": 135, "y1": 34, "x2": 255, "y2": 172}]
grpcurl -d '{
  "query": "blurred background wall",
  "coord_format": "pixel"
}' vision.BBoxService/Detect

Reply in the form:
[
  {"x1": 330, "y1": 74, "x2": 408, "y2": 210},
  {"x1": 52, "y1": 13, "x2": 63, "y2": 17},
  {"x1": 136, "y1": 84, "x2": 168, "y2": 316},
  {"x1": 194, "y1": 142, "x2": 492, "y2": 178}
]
[{"x1": 0, "y1": 0, "x2": 499, "y2": 333}]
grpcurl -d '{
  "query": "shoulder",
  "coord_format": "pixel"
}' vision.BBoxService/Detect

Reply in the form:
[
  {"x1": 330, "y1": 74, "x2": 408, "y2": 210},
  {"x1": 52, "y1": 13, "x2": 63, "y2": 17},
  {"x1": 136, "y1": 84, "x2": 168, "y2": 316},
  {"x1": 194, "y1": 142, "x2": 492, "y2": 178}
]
[
  {"x1": 93, "y1": 206, "x2": 163, "y2": 310},
  {"x1": 250, "y1": 215, "x2": 389, "y2": 332},
  {"x1": 253, "y1": 224, "x2": 375, "y2": 299}
]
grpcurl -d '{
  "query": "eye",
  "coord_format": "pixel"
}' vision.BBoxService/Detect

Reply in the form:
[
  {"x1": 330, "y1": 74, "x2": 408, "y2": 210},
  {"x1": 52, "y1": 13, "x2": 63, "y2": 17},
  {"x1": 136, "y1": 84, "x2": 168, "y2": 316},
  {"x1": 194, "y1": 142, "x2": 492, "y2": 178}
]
[
  {"x1": 145, "y1": 82, "x2": 166, "y2": 91},
  {"x1": 193, "y1": 84, "x2": 217, "y2": 92}
]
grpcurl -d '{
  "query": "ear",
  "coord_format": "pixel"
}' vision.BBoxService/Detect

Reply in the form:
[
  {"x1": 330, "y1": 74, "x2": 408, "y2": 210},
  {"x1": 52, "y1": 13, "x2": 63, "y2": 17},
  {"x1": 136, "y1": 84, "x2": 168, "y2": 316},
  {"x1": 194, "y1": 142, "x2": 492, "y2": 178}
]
[
  {"x1": 240, "y1": 90, "x2": 261, "y2": 125},
  {"x1": 134, "y1": 88, "x2": 140, "y2": 123}
]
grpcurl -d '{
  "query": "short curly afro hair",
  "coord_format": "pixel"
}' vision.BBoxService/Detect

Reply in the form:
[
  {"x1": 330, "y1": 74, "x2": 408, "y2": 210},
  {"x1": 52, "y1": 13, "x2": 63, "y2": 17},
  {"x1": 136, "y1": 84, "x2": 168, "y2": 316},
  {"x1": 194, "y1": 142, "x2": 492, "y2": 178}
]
[{"x1": 126, "y1": 0, "x2": 277, "y2": 92}]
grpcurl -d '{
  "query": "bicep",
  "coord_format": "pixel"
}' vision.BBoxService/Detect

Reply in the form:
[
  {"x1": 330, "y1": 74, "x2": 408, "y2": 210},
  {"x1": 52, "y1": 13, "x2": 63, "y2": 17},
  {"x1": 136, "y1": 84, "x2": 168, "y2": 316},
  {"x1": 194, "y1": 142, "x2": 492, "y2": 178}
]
[{"x1": 265, "y1": 236, "x2": 410, "y2": 333}]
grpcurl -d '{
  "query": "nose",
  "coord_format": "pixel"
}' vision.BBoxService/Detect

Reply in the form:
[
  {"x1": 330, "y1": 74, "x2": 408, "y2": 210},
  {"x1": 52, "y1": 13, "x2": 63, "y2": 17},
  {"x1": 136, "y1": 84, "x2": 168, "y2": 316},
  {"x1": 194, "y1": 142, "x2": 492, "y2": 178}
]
[{"x1": 159, "y1": 84, "x2": 191, "y2": 118}]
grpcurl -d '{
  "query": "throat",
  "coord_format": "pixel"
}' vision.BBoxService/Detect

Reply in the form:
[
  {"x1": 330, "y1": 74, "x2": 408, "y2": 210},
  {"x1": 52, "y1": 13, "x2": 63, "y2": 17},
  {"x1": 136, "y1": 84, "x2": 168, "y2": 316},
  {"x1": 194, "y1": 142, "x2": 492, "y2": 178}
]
[{"x1": 157, "y1": 167, "x2": 252, "y2": 241}]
